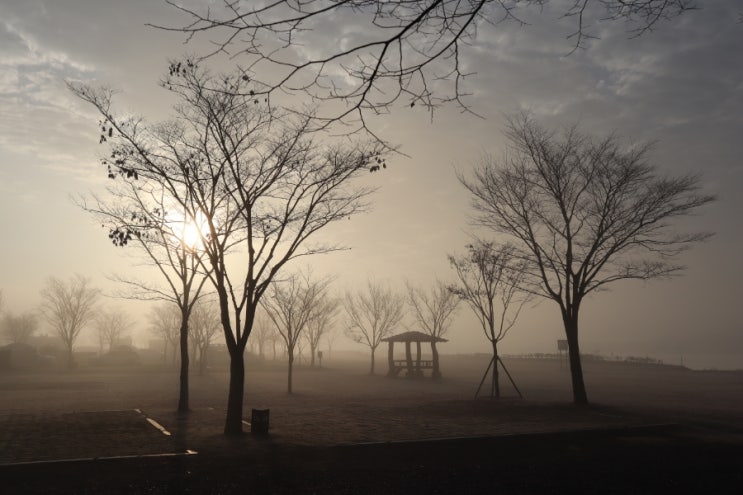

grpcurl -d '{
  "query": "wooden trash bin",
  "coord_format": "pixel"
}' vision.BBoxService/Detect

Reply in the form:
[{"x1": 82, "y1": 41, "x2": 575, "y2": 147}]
[{"x1": 251, "y1": 408, "x2": 270, "y2": 435}]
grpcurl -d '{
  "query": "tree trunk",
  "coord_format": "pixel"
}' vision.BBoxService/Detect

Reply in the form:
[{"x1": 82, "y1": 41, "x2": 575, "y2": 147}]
[
  {"x1": 178, "y1": 318, "x2": 190, "y2": 413},
  {"x1": 491, "y1": 340, "x2": 500, "y2": 398},
  {"x1": 224, "y1": 349, "x2": 245, "y2": 436},
  {"x1": 287, "y1": 347, "x2": 294, "y2": 394},
  {"x1": 369, "y1": 346, "x2": 376, "y2": 375},
  {"x1": 66, "y1": 342, "x2": 75, "y2": 370},
  {"x1": 310, "y1": 343, "x2": 316, "y2": 367},
  {"x1": 564, "y1": 314, "x2": 589, "y2": 405}
]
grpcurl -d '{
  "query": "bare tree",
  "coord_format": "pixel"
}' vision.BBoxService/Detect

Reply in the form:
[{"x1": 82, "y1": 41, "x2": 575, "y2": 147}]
[
  {"x1": 40, "y1": 275, "x2": 99, "y2": 369},
  {"x1": 94, "y1": 308, "x2": 133, "y2": 353},
  {"x1": 449, "y1": 241, "x2": 530, "y2": 397},
  {"x1": 406, "y1": 280, "x2": 460, "y2": 379},
  {"x1": 77, "y1": 171, "x2": 212, "y2": 413},
  {"x1": 262, "y1": 272, "x2": 332, "y2": 393},
  {"x1": 72, "y1": 61, "x2": 382, "y2": 435},
  {"x1": 345, "y1": 280, "x2": 405, "y2": 374},
  {"x1": 250, "y1": 310, "x2": 274, "y2": 360},
  {"x1": 149, "y1": 303, "x2": 181, "y2": 366},
  {"x1": 189, "y1": 298, "x2": 221, "y2": 374},
  {"x1": 158, "y1": 1, "x2": 694, "y2": 138},
  {"x1": 305, "y1": 292, "x2": 338, "y2": 367},
  {"x1": 324, "y1": 325, "x2": 340, "y2": 362},
  {"x1": 459, "y1": 115, "x2": 715, "y2": 404},
  {"x1": 1, "y1": 312, "x2": 39, "y2": 345}
]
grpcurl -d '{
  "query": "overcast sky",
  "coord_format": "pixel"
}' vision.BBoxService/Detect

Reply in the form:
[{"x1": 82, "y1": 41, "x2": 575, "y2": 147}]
[{"x1": 1, "y1": 1, "x2": 741, "y2": 369}]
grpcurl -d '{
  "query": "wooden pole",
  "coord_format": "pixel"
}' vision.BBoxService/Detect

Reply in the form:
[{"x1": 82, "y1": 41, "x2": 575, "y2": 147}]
[
  {"x1": 431, "y1": 341, "x2": 441, "y2": 380},
  {"x1": 387, "y1": 341, "x2": 395, "y2": 377},
  {"x1": 415, "y1": 341, "x2": 422, "y2": 376},
  {"x1": 498, "y1": 357, "x2": 524, "y2": 399},
  {"x1": 474, "y1": 357, "x2": 495, "y2": 399},
  {"x1": 405, "y1": 341, "x2": 413, "y2": 377}
]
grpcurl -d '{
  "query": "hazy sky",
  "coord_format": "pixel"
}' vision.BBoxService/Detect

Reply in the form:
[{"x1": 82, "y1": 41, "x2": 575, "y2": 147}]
[{"x1": 1, "y1": 1, "x2": 741, "y2": 369}]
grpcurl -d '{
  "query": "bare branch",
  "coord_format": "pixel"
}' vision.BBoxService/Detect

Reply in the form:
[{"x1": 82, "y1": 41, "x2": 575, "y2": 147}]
[{"x1": 153, "y1": 0, "x2": 695, "y2": 139}]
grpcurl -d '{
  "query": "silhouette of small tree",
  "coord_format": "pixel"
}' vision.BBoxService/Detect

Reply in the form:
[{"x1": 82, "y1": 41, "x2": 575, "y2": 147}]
[
  {"x1": 148, "y1": 303, "x2": 181, "y2": 366},
  {"x1": 449, "y1": 241, "x2": 530, "y2": 397},
  {"x1": 406, "y1": 280, "x2": 460, "y2": 379},
  {"x1": 40, "y1": 275, "x2": 99, "y2": 369},
  {"x1": 344, "y1": 281, "x2": 405, "y2": 375},
  {"x1": 94, "y1": 308, "x2": 133, "y2": 353},
  {"x1": 262, "y1": 271, "x2": 332, "y2": 393},
  {"x1": 305, "y1": 291, "x2": 338, "y2": 368},
  {"x1": 188, "y1": 298, "x2": 221, "y2": 375},
  {"x1": 1, "y1": 312, "x2": 39, "y2": 345}
]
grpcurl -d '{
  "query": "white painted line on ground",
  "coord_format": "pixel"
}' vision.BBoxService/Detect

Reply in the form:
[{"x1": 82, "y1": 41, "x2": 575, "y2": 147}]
[
  {"x1": 146, "y1": 417, "x2": 172, "y2": 436},
  {"x1": 2, "y1": 450, "x2": 198, "y2": 467}
]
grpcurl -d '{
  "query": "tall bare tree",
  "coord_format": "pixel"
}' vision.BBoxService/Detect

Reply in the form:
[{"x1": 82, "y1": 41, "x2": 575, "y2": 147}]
[
  {"x1": 449, "y1": 241, "x2": 530, "y2": 397},
  {"x1": 40, "y1": 275, "x2": 99, "y2": 369},
  {"x1": 78, "y1": 171, "x2": 212, "y2": 413},
  {"x1": 189, "y1": 298, "x2": 221, "y2": 375},
  {"x1": 345, "y1": 281, "x2": 405, "y2": 375},
  {"x1": 149, "y1": 303, "x2": 181, "y2": 366},
  {"x1": 72, "y1": 61, "x2": 382, "y2": 435},
  {"x1": 1, "y1": 312, "x2": 39, "y2": 345},
  {"x1": 406, "y1": 280, "x2": 460, "y2": 379},
  {"x1": 159, "y1": 1, "x2": 694, "y2": 138},
  {"x1": 94, "y1": 308, "x2": 133, "y2": 353},
  {"x1": 262, "y1": 272, "x2": 332, "y2": 393},
  {"x1": 459, "y1": 115, "x2": 715, "y2": 404}
]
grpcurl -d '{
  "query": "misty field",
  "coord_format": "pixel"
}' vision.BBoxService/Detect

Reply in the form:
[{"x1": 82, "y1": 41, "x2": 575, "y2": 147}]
[
  {"x1": 2, "y1": 354, "x2": 742, "y2": 449},
  {"x1": 2, "y1": 354, "x2": 742, "y2": 493}
]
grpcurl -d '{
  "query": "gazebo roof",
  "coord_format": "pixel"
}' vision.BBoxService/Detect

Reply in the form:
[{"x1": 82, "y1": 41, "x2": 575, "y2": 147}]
[{"x1": 381, "y1": 331, "x2": 448, "y2": 343}]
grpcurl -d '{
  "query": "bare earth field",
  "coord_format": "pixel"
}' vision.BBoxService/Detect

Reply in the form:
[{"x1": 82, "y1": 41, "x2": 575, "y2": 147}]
[{"x1": 1, "y1": 354, "x2": 742, "y2": 493}]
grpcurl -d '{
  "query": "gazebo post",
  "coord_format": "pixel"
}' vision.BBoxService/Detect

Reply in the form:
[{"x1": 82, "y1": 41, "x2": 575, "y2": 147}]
[
  {"x1": 415, "y1": 341, "x2": 422, "y2": 377},
  {"x1": 387, "y1": 341, "x2": 395, "y2": 377},
  {"x1": 405, "y1": 341, "x2": 413, "y2": 376},
  {"x1": 431, "y1": 341, "x2": 441, "y2": 380}
]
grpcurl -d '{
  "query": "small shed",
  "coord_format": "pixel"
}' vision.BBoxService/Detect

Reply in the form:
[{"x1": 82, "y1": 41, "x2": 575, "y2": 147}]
[{"x1": 381, "y1": 331, "x2": 447, "y2": 379}]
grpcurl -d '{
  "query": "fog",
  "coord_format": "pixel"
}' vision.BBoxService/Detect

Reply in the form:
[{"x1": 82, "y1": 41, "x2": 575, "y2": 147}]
[
  {"x1": 2, "y1": 350, "x2": 742, "y2": 450},
  {"x1": 1, "y1": 2, "x2": 742, "y2": 492},
  {"x1": 3, "y1": 332, "x2": 742, "y2": 492},
  {"x1": 1, "y1": 1, "x2": 741, "y2": 373}
]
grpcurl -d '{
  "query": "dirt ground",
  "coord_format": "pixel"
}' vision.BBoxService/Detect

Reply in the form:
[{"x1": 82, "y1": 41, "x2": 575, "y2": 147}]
[{"x1": 1, "y1": 354, "x2": 742, "y2": 493}]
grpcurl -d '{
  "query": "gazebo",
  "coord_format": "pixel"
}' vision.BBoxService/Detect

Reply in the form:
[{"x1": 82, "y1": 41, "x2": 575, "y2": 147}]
[{"x1": 381, "y1": 331, "x2": 447, "y2": 379}]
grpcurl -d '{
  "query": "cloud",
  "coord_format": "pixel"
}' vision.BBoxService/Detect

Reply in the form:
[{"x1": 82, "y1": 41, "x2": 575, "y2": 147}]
[{"x1": 0, "y1": 16, "x2": 108, "y2": 190}]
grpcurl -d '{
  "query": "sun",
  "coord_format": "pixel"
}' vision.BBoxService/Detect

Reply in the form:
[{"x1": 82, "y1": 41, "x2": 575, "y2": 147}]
[
  {"x1": 181, "y1": 220, "x2": 202, "y2": 249},
  {"x1": 169, "y1": 211, "x2": 208, "y2": 251}
]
